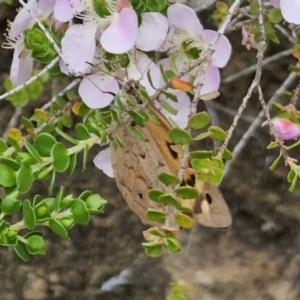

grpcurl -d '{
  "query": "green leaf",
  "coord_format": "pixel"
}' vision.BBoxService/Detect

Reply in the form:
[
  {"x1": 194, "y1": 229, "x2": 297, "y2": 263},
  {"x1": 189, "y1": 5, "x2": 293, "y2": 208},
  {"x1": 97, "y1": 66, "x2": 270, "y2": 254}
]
[
  {"x1": 23, "y1": 199, "x2": 36, "y2": 230},
  {"x1": 82, "y1": 144, "x2": 89, "y2": 171},
  {"x1": 160, "y1": 89, "x2": 178, "y2": 102},
  {"x1": 139, "y1": 85, "x2": 154, "y2": 104},
  {"x1": 37, "y1": 167, "x2": 52, "y2": 180},
  {"x1": 192, "y1": 158, "x2": 217, "y2": 169},
  {"x1": 208, "y1": 126, "x2": 227, "y2": 141},
  {"x1": 0, "y1": 164, "x2": 16, "y2": 187},
  {"x1": 148, "y1": 189, "x2": 165, "y2": 202},
  {"x1": 1, "y1": 196, "x2": 21, "y2": 215},
  {"x1": 60, "y1": 194, "x2": 74, "y2": 208},
  {"x1": 249, "y1": 1, "x2": 258, "y2": 15},
  {"x1": 292, "y1": 44, "x2": 300, "y2": 59},
  {"x1": 71, "y1": 199, "x2": 90, "y2": 224},
  {"x1": 148, "y1": 227, "x2": 166, "y2": 238},
  {"x1": 268, "y1": 8, "x2": 282, "y2": 23},
  {"x1": 287, "y1": 169, "x2": 295, "y2": 183},
  {"x1": 49, "y1": 219, "x2": 69, "y2": 240},
  {"x1": 142, "y1": 241, "x2": 163, "y2": 257},
  {"x1": 34, "y1": 201, "x2": 51, "y2": 222},
  {"x1": 128, "y1": 109, "x2": 146, "y2": 127},
  {"x1": 59, "y1": 217, "x2": 75, "y2": 230},
  {"x1": 34, "y1": 133, "x2": 56, "y2": 157},
  {"x1": 110, "y1": 108, "x2": 122, "y2": 127},
  {"x1": 174, "y1": 213, "x2": 194, "y2": 229},
  {"x1": 17, "y1": 164, "x2": 33, "y2": 193},
  {"x1": 55, "y1": 96, "x2": 67, "y2": 108},
  {"x1": 114, "y1": 95, "x2": 125, "y2": 111},
  {"x1": 75, "y1": 124, "x2": 91, "y2": 140},
  {"x1": 48, "y1": 170, "x2": 56, "y2": 195},
  {"x1": 0, "y1": 158, "x2": 20, "y2": 171},
  {"x1": 159, "y1": 100, "x2": 177, "y2": 115},
  {"x1": 146, "y1": 208, "x2": 167, "y2": 224},
  {"x1": 51, "y1": 142, "x2": 70, "y2": 172},
  {"x1": 158, "y1": 193, "x2": 180, "y2": 207},
  {"x1": 21, "y1": 116, "x2": 34, "y2": 130},
  {"x1": 61, "y1": 114, "x2": 73, "y2": 128},
  {"x1": 25, "y1": 234, "x2": 45, "y2": 255},
  {"x1": 169, "y1": 128, "x2": 192, "y2": 144},
  {"x1": 85, "y1": 194, "x2": 107, "y2": 211},
  {"x1": 175, "y1": 186, "x2": 198, "y2": 199},
  {"x1": 0, "y1": 138, "x2": 8, "y2": 153},
  {"x1": 269, "y1": 154, "x2": 282, "y2": 171},
  {"x1": 288, "y1": 173, "x2": 298, "y2": 193},
  {"x1": 188, "y1": 112, "x2": 211, "y2": 129},
  {"x1": 215, "y1": 147, "x2": 233, "y2": 161},
  {"x1": 24, "y1": 140, "x2": 43, "y2": 163},
  {"x1": 193, "y1": 132, "x2": 212, "y2": 141},
  {"x1": 55, "y1": 127, "x2": 79, "y2": 145},
  {"x1": 127, "y1": 125, "x2": 145, "y2": 141},
  {"x1": 53, "y1": 186, "x2": 64, "y2": 211},
  {"x1": 166, "y1": 237, "x2": 181, "y2": 253},
  {"x1": 189, "y1": 150, "x2": 213, "y2": 159},
  {"x1": 13, "y1": 240, "x2": 30, "y2": 262},
  {"x1": 157, "y1": 172, "x2": 180, "y2": 185},
  {"x1": 66, "y1": 153, "x2": 77, "y2": 177}
]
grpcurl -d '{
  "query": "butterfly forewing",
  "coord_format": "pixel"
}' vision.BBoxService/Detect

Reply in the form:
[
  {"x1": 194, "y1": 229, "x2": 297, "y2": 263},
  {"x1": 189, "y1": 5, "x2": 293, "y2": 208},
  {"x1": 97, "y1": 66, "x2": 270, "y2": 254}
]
[
  {"x1": 111, "y1": 123, "x2": 172, "y2": 225},
  {"x1": 111, "y1": 105, "x2": 232, "y2": 229}
]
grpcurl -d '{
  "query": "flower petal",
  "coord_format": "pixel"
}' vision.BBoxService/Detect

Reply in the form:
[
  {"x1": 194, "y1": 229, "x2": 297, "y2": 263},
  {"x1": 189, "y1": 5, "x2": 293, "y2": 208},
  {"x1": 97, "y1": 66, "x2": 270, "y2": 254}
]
[
  {"x1": 10, "y1": 47, "x2": 33, "y2": 86},
  {"x1": 272, "y1": 118, "x2": 300, "y2": 140},
  {"x1": 79, "y1": 74, "x2": 119, "y2": 109},
  {"x1": 280, "y1": 0, "x2": 300, "y2": 25},
  {"x1": 167, "y1": 3, "x2": 203, "y2": 35},
  {"x1": 201, "y1": 30, "x2": 231, "y2": 68},
  {"x1": 9, "y1": 0, "x2": 37, "y2": 38},
  {"x1": 100, "y1": 8, "x2": 138, "y2": 54},
  {"x1": 38, "y1": 0, "x2": 56, "y2": 19},
  {"x1": 93, "y1": 147, "x2": 114, "y2": 178},
  {"x1": 54, "y1": 0, "x2": 84, "y2": 22},
  {"x1": 137, "y1": 13, "x2": 169, "y2": 51},
  {"x1": 61, "y1": 23, "x2": 97, "y2": 74},
  {"x1": 194, "y1": 65, "x2": 220, "y2": 95}
]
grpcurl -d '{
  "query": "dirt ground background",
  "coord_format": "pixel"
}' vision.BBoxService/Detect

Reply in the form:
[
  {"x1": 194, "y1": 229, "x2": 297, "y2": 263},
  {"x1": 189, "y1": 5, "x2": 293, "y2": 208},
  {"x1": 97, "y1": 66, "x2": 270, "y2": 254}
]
[{"x1": 1, "y1": 1, "x2": 300, "y2": 300}]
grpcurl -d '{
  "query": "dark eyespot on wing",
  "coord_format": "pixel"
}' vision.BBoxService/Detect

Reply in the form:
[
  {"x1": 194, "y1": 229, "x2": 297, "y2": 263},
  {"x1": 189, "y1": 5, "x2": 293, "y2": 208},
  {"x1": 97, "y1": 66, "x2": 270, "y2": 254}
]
[
  {"x1": 205, "y1": 193, "x2": 212, "y2": 204},
  {"x1": 167, "y1": 142, "x2": 178, "y2": 160},
  {"x1": 185, "y1": 174, "x2": 196, "y2": 187}
]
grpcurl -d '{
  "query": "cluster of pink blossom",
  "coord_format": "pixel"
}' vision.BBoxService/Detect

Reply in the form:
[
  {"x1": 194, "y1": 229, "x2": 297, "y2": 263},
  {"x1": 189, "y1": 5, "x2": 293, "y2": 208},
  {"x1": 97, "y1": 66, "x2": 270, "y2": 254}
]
[
  {"x1": 5, "y1": 0, "x2": 231, "y2": 111},
  {"x1": 4, "y1": 0, "x2": 300, "y2": 176}
]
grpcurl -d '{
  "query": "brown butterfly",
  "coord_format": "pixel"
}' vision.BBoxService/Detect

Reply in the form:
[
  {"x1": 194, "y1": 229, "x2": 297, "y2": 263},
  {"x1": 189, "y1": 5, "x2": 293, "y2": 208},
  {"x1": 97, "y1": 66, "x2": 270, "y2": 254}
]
[{"x1": 110, "y1": 105, "x2": 232, "y2": 229}]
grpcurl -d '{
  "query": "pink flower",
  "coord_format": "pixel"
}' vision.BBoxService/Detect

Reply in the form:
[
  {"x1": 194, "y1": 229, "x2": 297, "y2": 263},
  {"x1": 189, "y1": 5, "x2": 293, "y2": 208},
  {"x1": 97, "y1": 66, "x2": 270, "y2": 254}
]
[
  {"x1": 272, "y1": 118, "x2": 300, "y2": 140},
  {"x1": 60, "y1": 0, "x2": 138, "y2": 74},
  {"x1": 165, "y1": 3, "x2": 232, "y2": 68},
  {"x1": 241, "y1": 26, "x2": 259, "y2": 50}
]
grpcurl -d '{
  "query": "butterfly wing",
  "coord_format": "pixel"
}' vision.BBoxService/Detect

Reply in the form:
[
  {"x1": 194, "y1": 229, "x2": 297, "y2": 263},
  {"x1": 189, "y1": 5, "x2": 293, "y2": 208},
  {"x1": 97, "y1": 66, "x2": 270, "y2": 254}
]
[
  {"x1": 111, "y1": 124, "x2": 172, "y2": 225},
  {"x1": 194, "y1": 181, "x2": 232, "y2": 229}
]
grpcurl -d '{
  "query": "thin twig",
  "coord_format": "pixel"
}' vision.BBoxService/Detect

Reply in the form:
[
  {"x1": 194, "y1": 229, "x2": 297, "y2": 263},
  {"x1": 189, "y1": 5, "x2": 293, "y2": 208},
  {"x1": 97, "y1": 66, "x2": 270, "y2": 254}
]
[
  {"x1": 0, "y1": 57, "x2": 60, "y2": 100},
  {"x1": 224, "y1": 49, "x2": 292, "y2": 84}
]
